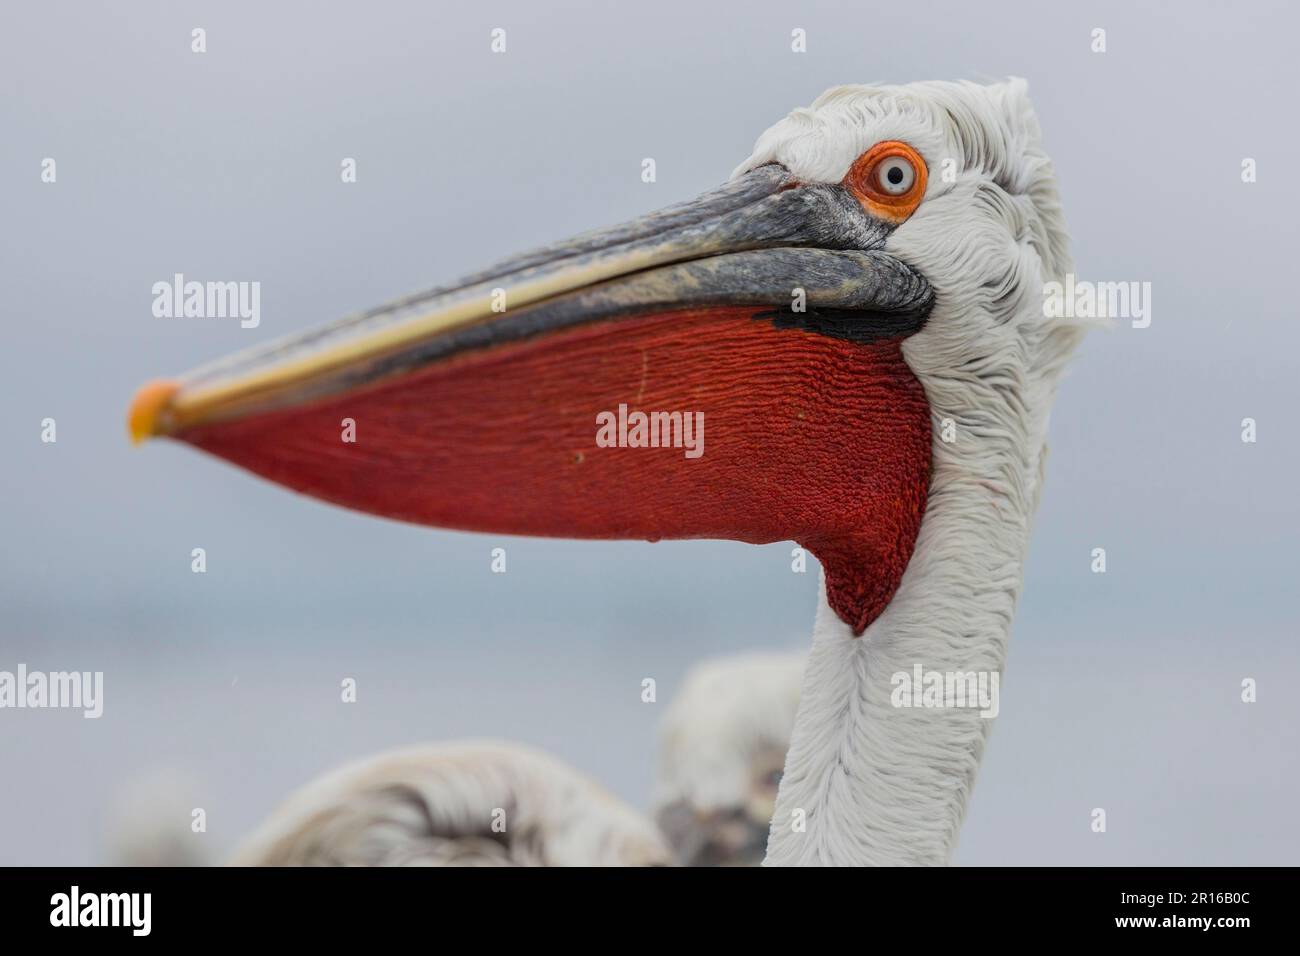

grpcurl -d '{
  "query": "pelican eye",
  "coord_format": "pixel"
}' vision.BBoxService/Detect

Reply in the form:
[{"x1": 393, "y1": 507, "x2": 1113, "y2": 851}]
[
  {"x1": 843, "y1": 140, "x2": 928, "y2": 224},
  {"x1": 878, "y1": 157, "x2": 914, "y2": 193}
]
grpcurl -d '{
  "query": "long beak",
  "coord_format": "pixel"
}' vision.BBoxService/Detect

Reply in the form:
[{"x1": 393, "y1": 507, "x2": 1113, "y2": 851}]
[
  {"x1": 127, "y1": 164, "x2": 935, "y2": 634},
  {"x1": 129, "y1": 165, "x2": 928, "y2": 441}
]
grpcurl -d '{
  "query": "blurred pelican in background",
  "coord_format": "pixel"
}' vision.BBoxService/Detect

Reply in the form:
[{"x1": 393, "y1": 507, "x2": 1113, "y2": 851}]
[
  {"x1": 112, "y1": 741, "x2": 670, "y2": 867},
  {"x1": 654, "y1": 651, "x2": 805, "y2": 866},
  {"x1": 111, "y1": 654, "x2": 808, "y2": 867}
]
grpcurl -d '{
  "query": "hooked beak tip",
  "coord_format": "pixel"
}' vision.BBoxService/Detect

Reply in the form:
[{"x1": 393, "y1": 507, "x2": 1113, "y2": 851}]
[{"x1": 127, "y1": 379, "x2": 181, "y2": 445}]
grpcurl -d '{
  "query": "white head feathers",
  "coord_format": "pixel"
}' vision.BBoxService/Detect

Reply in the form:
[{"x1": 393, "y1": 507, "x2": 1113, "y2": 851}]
[{"x1": 733, "y1": 79, "x2": 1069, "y2": 277}]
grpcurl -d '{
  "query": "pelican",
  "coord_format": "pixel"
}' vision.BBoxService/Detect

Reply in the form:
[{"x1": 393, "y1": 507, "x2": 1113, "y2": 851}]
[
  {"x1": 112, "y1": 658, "x2": 802, "y2": 868},
  {"x1": 111, "y1": 657, "x2": 801, "y2": 868},
  {"x1": 230, "y1": 741, "x2": 669, "y2": 866},
  {"x1": 112, "y1": 742, "x2": 669, "y2": 866},
  {"x1": 655, "y1": 650, "x2": 805, "y2": 866},
  {"x1": 129, "y1": 79, "x2": 1087, "y2": 865}
]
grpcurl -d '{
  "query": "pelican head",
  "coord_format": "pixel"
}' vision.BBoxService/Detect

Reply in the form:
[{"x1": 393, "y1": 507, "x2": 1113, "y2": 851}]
[
  {"x1": 654, "y1": 651, "x2": 805, "y2": 866},
  {"x1": 130, "y1": 79, "x2": 1087, "y2": 864}
]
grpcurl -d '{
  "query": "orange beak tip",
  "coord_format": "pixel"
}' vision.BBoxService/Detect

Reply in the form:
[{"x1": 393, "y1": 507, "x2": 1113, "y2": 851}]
[{"x1": 128, "y1": 379, "x2": 181, "y2": 445}]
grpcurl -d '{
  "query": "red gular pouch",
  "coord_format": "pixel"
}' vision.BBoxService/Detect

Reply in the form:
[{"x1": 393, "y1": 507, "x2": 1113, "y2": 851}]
[
  {"x1": 133, "y1": 164, "x2": 939, "y2": 633},
  {"x1": 180, "y1": 306, "x2": 932, "y2": 635}
]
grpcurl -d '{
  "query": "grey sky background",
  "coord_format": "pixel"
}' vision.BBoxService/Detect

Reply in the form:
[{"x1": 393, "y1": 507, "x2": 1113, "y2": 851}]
[{"x1": 2, "y1": 0, "x2": 1297, "y2": 865}]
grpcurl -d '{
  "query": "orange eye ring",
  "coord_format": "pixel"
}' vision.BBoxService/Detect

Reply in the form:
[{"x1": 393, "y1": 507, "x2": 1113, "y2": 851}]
[{"x1": 843, "y1": 141, "x2": 928, "y2": 224}]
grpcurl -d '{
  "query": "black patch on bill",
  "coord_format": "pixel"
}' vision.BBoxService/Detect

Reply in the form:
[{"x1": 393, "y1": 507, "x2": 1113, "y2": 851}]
[{"x1": 754, "y1": 301, "x2": 931, "y2": 343}]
